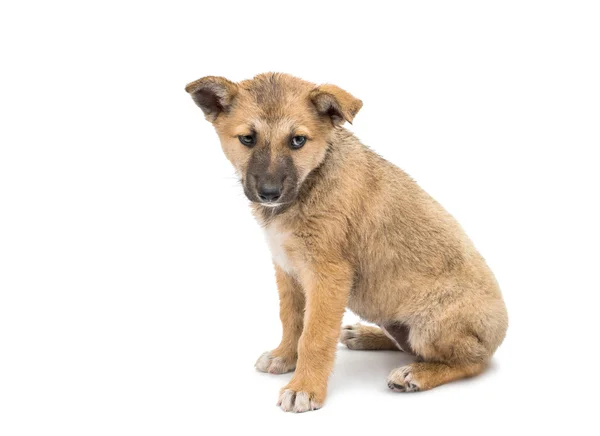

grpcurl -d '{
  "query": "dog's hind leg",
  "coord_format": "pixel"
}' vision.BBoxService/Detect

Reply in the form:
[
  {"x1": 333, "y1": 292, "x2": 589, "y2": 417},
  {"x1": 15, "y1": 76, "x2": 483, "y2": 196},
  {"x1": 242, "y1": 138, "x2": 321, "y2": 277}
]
[
  {"x1": 386, "y1": 322, "x2": 492, "y2": 392},
  {"x1": 340, "y1": 323, "x2": 402, "y2": 351}
]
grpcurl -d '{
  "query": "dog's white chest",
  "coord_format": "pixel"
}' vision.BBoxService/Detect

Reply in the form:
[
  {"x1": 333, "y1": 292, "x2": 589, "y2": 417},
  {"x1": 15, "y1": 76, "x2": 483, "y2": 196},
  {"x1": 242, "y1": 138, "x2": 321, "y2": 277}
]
[{"x1": 263, "y1": 224, "x2": 295, "y2": 274}]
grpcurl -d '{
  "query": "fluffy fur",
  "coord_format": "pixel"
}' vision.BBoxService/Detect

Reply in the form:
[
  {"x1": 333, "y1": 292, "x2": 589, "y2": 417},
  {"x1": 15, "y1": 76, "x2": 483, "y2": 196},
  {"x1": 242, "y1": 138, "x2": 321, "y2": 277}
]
[{"x1": 186, "y1": 73, "x2": 508, "y2": 413}]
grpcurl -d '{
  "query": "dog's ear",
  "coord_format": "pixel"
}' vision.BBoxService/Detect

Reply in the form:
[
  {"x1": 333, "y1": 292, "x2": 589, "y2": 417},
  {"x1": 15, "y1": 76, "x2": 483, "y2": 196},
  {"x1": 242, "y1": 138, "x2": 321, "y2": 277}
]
[
  {"x1": 185, "y1": 76, "x2": 238, "y2": 122},
  {"x1": 310, "y1": 84, "x2": 363, "y2": 126}
]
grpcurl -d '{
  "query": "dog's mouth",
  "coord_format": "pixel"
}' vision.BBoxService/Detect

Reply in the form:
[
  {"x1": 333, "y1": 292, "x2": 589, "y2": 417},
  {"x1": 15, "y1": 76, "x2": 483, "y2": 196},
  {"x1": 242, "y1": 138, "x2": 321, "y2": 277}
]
[
  {"x1": 242, "y1": 188, "x2": 295, "y2": 208},
  {"x1": 257, "y1": 199, "x2": 294, "y2": 208},
  {"x1": 259, "y1": 201, "x2": 284, "y2": 208},
  {"x1": 253, "y1": 191, "x2": 296, "y2": 208}
]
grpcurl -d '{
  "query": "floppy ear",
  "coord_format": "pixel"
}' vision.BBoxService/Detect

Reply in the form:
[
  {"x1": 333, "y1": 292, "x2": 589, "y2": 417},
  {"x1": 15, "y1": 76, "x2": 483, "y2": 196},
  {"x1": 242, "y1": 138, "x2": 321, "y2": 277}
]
[
  {"x1": 310, "y1": 84, "x2": 363, "y2": 126},
  {"x1": 185, "y1": 76, "x2": 238, "y2": 122}
]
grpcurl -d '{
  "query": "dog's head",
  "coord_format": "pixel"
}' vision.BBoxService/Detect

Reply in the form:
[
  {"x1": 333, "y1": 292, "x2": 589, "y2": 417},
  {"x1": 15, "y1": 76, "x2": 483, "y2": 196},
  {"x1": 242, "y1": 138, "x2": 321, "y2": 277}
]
[{"x1": 185, "y1": 73, "x2": 362, "y2": 207}]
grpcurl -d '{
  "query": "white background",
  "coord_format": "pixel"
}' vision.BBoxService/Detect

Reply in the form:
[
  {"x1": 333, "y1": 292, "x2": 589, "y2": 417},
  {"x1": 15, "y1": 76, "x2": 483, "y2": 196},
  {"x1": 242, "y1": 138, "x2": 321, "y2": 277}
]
[{"x1": 1, "y1": 1, "x2": 599, "y2": 435}]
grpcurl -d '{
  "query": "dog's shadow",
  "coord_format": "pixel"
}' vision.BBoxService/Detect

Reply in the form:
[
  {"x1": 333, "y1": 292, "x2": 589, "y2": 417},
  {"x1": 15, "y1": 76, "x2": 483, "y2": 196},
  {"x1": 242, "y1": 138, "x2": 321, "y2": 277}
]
[
  {"x1": 253, "y1": 345, "x2": 498, "y2": 399},
  {"x1": 328, "y1": 346, "x2": 500, "y2": 397},
  {"x1": 328, "y1": 346, "x2": 414, "y2": 395}
]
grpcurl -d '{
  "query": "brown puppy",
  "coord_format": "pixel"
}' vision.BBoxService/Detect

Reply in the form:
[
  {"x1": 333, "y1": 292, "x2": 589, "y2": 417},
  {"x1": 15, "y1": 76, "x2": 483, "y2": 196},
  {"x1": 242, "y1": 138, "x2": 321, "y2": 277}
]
[{"x1": 185, "y1": 73, "x2": 508, "y2": 413}]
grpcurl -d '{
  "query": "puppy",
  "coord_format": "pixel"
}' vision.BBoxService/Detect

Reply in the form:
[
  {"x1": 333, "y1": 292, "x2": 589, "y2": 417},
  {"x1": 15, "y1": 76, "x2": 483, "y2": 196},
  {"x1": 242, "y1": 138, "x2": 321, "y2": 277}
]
[{"x1": 185, "y1": 73, "x2": 508, "y2": 413}]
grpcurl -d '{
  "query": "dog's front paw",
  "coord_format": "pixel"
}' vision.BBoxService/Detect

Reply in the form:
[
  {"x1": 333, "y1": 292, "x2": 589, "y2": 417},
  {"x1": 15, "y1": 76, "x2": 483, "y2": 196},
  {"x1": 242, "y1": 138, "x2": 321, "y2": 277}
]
[
  {"x1": 255, "y1": 351, "x2": 296, "y2": 374},
  {"x1": 277, "y1": 388, "x2": 323, "y2": 413}
]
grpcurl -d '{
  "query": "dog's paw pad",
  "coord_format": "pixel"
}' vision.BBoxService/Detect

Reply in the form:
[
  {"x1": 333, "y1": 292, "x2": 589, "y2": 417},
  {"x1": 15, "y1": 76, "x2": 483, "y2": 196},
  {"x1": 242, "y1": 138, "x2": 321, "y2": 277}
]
[
  {"x1": 255, "y1": 351, "x2": 296, "y2": 374},
  {"x1": 387, "y1": 365, "x2": 421, "y2": 393}
]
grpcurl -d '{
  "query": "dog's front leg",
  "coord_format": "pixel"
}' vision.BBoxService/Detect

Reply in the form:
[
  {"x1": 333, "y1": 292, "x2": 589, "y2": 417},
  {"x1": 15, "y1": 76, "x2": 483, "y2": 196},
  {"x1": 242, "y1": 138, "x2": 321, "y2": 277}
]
[
  {"x1": 255, "y1": 265, "x2": 305, "y2": 374},
  {"x1": 277, "y1": 261, "x2": 351, "y2": 413}
]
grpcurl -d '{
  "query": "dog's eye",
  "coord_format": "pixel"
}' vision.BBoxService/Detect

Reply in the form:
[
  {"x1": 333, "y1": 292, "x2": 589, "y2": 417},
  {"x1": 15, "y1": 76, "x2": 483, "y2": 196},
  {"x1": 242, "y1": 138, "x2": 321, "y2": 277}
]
[
  {"x1": 290, "y1": 136, "x2": 306, "y2": 149},
  {"x1": 238, "y1": 135, "x2": 255, "y2": 147}
]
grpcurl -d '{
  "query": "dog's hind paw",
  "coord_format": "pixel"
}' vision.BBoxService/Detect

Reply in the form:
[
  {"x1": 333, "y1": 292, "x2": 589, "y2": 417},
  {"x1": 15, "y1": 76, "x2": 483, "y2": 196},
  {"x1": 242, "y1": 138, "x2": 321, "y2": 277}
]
[
  {"x1": 387, "y1": 365, "x2": 421, "y2": 392},
  {"x1": 340, "y1": 323, "x2": 400, "y2": 351}
]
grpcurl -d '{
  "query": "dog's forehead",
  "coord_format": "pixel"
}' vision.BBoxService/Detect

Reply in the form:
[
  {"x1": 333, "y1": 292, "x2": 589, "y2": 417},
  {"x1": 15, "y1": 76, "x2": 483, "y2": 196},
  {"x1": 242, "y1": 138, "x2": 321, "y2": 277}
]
[
  {"x1": 243, "y1": 73, "x2": 313, "y2": 99},
  {"x1": 239, "y1": 73, "x2": 314, "y2": 120}
]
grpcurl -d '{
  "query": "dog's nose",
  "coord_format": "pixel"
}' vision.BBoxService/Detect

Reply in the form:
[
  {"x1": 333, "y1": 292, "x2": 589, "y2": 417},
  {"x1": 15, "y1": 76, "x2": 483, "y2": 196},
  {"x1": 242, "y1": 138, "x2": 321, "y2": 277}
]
[{"x1": 257, "y1": 183, "x2": 282, "y2": 202}]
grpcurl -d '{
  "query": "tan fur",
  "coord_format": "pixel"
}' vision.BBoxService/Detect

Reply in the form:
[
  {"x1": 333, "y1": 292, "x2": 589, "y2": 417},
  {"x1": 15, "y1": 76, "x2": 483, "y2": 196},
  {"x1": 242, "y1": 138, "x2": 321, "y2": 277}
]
[
  {"x1": 340, "y1": 324, "x2": 399, "y2": 351},
  {"x1": 186, "y1": 73, "x2": 508, "y2": 413}
]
